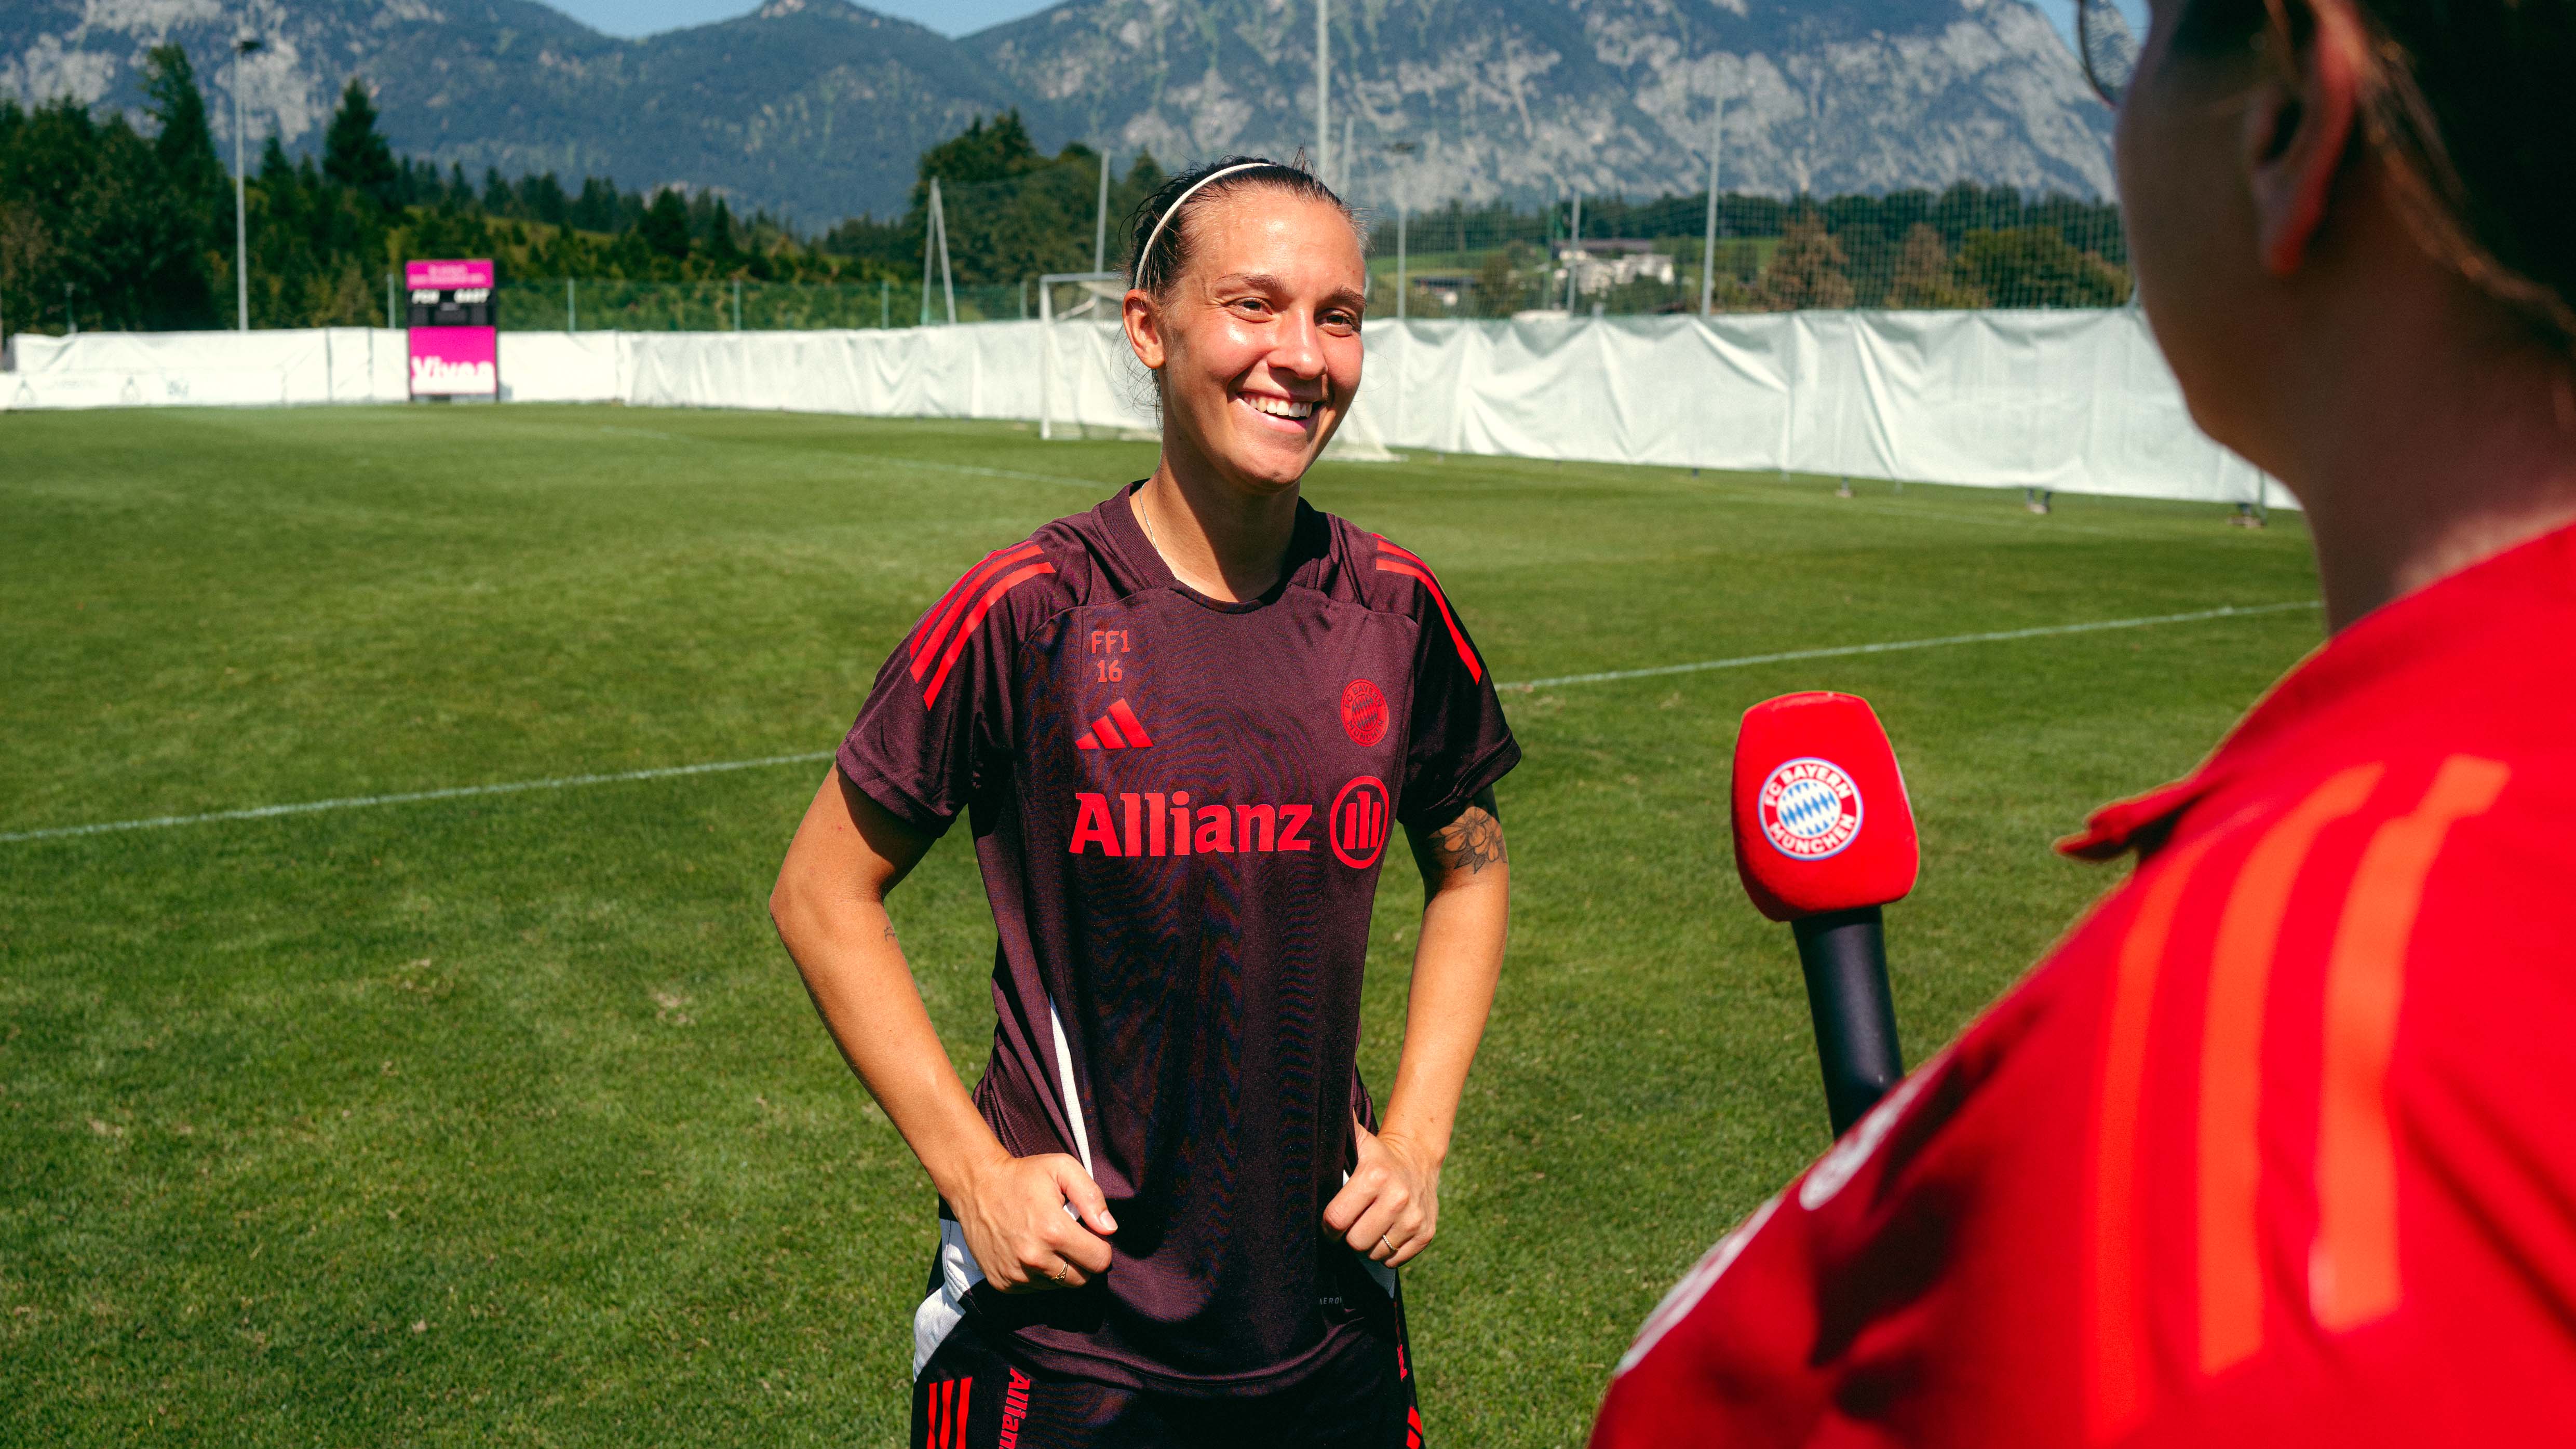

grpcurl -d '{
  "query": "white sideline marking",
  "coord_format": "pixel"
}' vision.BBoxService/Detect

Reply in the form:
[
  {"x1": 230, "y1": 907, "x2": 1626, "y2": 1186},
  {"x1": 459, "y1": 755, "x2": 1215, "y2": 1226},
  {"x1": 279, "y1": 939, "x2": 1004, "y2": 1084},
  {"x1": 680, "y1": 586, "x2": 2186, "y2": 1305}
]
[
  {"x1": 0, "y1": 751, "x2": 835, "y2": 845},
  {"x1": 1504, "y1": 601, "x2": 2319, "y2": 693},
  {"x1": 2, "y1": 602, "x2": 2317, "y2": 845}
]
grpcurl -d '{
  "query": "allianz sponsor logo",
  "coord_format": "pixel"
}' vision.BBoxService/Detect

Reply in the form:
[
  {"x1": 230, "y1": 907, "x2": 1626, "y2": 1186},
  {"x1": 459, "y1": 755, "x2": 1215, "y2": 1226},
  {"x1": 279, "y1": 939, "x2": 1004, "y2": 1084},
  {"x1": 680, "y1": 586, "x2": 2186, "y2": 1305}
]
[
  {"x1": 1067, "y1": 776, "x2": 1392, "y2": 866},
  {"x1": 1069, "y1": 790, "x2": 1314, "y2": 857}
]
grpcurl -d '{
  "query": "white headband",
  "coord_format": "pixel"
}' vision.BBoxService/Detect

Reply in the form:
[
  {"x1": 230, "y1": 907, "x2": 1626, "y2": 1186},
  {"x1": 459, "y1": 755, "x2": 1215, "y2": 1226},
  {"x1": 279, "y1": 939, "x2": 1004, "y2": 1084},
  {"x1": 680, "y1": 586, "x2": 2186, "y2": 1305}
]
[{"x1": 1134, "y1": 161, "x2": 1274, "y2": 285}]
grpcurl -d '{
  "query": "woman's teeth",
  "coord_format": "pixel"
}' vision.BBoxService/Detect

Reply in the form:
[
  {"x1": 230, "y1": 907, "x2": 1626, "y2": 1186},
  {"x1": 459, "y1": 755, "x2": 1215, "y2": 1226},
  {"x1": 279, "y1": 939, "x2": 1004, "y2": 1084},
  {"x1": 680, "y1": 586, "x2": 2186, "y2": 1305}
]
[{"x1": 1243, "y1": 396, "x2": 1315, "y2": 419}]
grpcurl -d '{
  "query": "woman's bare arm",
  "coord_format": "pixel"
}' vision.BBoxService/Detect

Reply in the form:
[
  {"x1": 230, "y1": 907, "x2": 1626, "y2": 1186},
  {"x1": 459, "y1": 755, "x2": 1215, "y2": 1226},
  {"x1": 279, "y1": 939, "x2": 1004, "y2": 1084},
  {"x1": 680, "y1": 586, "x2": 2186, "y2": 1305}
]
[
  {"x1": 770, "y1": 769, "x2": 1115, "y2": 1290},
  {"x1": 1323, "y1": 786, "x2": 1510, "y2": 1267}
]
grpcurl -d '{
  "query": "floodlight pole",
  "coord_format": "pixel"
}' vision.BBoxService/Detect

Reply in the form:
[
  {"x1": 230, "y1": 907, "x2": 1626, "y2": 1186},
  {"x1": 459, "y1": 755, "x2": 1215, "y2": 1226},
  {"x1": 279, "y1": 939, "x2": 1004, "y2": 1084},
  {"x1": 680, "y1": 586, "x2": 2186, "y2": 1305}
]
[
  {"x1": 1093, "y1": 150, "x2": 1111, "y2": 274},
  {"x1": 1386, "y1": 140, "x2": 1417, "y2": 322},
  {"x1": 232, "y1": 36, "x2": 264, "y2": 331},
  {"x1": 1315, "y1": 0, "x2": 1330, "y2": 182},
  {"x1": 920, "y1": 184, "x2": 934, "y2": 327},
  {"x1": 933, "y1": 179, "x2": 957, "y2": 326},
  {"x1": 1701, "y1": 76, "x2": 1724, "y2": 318},
  {"x1": 1566, "y1": 194, "x2": 1582, "y2": 312},
  {"x1": 1395, "y1": 179, "x2": 1408, "y2": 320}
]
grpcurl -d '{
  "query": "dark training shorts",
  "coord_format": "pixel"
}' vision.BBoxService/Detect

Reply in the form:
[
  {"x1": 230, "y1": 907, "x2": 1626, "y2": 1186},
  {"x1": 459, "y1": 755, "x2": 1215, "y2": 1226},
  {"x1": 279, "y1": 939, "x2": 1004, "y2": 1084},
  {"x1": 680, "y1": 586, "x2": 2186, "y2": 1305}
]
[{"x1": 910, "y1": 1283, "x2": 1424, "y2": 1449}]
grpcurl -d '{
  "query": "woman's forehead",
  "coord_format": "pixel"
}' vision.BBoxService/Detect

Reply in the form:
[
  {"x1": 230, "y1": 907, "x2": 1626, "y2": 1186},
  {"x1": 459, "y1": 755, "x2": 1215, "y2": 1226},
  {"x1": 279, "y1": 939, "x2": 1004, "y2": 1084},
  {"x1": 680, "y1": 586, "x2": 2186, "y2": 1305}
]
[{"x1": 1184, "y1": 190, "x2": 1363, "y2": 283}]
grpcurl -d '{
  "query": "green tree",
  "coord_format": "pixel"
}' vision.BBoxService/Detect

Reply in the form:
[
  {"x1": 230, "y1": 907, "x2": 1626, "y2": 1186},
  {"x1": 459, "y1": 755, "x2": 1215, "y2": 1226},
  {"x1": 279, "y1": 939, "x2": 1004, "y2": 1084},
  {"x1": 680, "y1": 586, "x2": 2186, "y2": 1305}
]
[
  {"x1": 703, "y1": 196, "x2": 741, "y2": 267},
  {"x1": 1758, "y1": 211, "x2": 1856, "y2": 310},
  {"x1": 1, "y1": 195, "x2": 51, "y2": 346},
  {"x1": 1954, "y1": 226, "x2": 2129, "y2": 308},
  {"x1": 322, "y1": 79, "x2": 399, "y2": 212},
  {"x1": 1469, "y1": 246, "x2": 1523, "y2": 317},
  {"x1": 140, "y1": 44, "x2": 224, "y2": 328},
  {"x1": 144, "y1": 46, "x2": 225, "y2": 219},
  {"x1": 1885, "y1": 224, "x2": 1989, "y2": 309},
  {"x1": 637, "y1": 188, "x2": 692, "y2": 261}
]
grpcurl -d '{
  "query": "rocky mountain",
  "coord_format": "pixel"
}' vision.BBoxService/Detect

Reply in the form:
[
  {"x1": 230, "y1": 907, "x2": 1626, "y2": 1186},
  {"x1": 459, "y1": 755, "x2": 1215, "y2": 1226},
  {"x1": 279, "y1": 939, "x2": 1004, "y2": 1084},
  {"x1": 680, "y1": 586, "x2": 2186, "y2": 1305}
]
[
  {"x1": 981, "y1": 0, "x2": 2115, "y2": 207},
  {"x1": 2, "y1": 0, "x2": 2113, "y2": 223}
]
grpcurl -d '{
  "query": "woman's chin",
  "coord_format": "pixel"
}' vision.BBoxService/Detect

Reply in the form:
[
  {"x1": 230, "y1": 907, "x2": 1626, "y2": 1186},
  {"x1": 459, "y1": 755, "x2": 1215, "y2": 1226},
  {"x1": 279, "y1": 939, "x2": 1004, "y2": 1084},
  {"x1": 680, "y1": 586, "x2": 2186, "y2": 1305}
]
[{"x1": 1214, "y1": 419, "x2": 1330, "y2": 487}]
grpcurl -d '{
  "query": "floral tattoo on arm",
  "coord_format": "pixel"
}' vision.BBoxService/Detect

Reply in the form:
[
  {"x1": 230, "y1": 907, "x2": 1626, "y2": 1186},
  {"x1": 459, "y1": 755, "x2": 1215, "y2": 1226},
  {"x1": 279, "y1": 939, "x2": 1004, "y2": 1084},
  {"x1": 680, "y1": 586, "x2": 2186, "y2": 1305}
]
[{"x1": 1409, "y1": 787, "x2": 1506, "y2": 885}]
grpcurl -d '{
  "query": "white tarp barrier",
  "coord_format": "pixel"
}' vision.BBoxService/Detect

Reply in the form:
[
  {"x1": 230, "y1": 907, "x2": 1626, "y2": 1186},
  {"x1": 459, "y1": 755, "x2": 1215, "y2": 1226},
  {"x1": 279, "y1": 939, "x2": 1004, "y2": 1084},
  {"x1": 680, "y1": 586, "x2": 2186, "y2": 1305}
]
[
  {"x1": 498, "y1": 332, "x2": 622, "y2": 403},
  {"x1": 2, "y1": 328, "x2": 404, "y2": 410},
  {"x1": 1351, "y1": 312, "x2": 2265, "y2": 505},
  {"x1": 1, "y1": 312, "x2": 2267, "y2": 506}
]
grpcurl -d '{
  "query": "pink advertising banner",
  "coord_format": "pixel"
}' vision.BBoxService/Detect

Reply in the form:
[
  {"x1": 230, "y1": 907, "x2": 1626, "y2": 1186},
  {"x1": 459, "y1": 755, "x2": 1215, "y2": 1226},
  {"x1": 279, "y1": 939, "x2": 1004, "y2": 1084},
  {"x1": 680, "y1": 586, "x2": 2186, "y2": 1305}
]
[{"x1": 405, "y1": 258, "x2": 498, "y2": 398}]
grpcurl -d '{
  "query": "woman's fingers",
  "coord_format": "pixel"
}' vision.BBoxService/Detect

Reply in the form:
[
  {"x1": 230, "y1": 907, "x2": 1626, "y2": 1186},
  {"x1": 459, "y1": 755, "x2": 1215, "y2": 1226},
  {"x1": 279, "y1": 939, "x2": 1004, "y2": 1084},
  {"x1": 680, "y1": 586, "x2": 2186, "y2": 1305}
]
[
  {"x1": 1341, "y1": 1179, "x2": 1415, "y2": 1258},
  {"x1": 1326, "y1": 1120, "x2": 1439, "y2": 1263},
  {"x1": 1047, "y1": 1155, "x2": 1119, "y2": 1236},
  {"x1": 968, "y1": 1154, "x2": 1115, "y2": 1293}
]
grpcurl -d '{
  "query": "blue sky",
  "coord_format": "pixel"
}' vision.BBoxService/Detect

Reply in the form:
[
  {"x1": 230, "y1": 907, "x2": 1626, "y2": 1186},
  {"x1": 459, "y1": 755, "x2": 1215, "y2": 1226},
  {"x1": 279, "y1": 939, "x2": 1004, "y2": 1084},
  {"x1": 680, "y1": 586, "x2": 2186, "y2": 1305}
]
[{"x1": 543, "y1": 0, "x2": 2082, "y2": 45}]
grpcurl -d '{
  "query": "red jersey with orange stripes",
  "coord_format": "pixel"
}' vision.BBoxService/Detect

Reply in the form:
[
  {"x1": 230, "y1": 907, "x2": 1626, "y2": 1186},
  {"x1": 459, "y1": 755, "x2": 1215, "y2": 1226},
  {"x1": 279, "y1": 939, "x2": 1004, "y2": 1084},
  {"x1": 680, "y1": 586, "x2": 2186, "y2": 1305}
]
[
  {"x1": 840, "y1": 483, "x2": 1517, "y2": 1394},
  {"x1": 1590, "y1": 523, "x2": 2576, "y2": 1446}
]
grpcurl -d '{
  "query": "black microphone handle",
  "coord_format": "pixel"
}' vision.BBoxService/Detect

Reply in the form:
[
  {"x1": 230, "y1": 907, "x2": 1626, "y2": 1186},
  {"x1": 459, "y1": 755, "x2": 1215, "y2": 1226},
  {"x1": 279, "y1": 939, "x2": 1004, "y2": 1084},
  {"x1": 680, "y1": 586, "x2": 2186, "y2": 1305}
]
[{"x1": 1791, "y1": 905, "x2": 1906, "y2": 1137}]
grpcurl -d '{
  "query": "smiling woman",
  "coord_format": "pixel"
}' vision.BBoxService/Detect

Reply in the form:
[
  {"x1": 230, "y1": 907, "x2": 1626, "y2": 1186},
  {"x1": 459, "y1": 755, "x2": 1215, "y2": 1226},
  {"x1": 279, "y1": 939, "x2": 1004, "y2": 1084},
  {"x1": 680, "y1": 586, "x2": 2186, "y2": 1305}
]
[{"x1": 1118, "y1": 157, "x2": 1371, "y2": 598}]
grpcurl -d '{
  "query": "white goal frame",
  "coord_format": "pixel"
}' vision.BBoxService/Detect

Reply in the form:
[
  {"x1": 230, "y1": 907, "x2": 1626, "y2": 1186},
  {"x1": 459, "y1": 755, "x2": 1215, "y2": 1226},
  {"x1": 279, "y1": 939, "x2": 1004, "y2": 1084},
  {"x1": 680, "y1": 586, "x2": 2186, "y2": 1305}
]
[{"x1": 1037, "y1": 271, "x2": 1128, "y2": 441}]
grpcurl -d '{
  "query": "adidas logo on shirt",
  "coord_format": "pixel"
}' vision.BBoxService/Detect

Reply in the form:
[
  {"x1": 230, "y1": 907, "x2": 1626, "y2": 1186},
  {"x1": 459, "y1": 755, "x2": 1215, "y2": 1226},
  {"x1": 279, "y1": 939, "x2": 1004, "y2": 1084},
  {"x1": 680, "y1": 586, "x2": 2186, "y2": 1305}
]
[{"x1": 1073, "y1": 699, "x2": 1155, "y2": 751}]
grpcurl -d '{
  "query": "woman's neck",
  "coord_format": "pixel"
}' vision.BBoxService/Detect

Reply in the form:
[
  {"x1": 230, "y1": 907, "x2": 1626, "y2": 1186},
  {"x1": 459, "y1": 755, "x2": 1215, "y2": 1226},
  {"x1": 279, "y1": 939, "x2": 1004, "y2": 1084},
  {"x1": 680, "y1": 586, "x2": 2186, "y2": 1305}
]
[
  {"x1": 2279, "y1": 304, "x2": 2576, "y2": 631},
  {"x1": 1132, "y1": 448, "x2": 1303, "y2": 603}
]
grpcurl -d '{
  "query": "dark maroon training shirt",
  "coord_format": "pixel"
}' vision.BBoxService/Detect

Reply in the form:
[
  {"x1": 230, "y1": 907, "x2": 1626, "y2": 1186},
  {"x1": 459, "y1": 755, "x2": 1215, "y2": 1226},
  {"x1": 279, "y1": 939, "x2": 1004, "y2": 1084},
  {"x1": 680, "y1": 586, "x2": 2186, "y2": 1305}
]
[{"x1": 838, "y1": 484, "x2": 1517, "y2": 1393}]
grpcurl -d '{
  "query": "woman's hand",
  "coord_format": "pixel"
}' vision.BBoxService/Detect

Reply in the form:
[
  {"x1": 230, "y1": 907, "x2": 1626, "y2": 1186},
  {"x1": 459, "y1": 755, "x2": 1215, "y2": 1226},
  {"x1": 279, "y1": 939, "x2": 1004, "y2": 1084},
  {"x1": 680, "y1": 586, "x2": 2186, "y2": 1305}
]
[
  {"x1": 1324, "y1": 1119, "x2": 1441, "y2": 1268},
  {"x1": 955, "y1": 1150, "x2": 1117, "y2": 1293}
]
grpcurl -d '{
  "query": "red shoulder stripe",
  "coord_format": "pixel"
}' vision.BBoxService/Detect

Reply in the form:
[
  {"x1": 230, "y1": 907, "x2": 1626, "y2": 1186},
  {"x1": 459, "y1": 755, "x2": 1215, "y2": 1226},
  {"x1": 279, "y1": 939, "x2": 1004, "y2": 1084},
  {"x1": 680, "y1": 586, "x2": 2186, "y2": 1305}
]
[
  {"x1": 1372, "y1": 537, "x2": 1482, "y2": 682},
  {"x1": 2193, "y1": 763, "x2": 2384, "y2": 1376},
  {"x1": 921, "y1": 560, "x2": 1056, "y2": 707},
  {"x1": 2312, "y1": 754, "x2": 2510, "y2": 1332},
  {"x1": 2086, "y1": 829, "x2": 2227, "y2": 1443},
  {"x1": 911, "y1": 543, "x2": 1044, "y2": 680},
  {"x1": 908, "y1": 546, "x2": 1014, "y2": 666}
]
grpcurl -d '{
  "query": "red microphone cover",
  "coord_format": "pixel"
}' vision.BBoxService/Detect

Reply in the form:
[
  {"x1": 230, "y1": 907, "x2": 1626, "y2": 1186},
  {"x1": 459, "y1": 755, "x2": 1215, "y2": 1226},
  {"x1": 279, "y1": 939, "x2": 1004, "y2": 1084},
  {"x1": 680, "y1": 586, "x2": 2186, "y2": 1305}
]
[{"x1": 1730, "y1": 691, "x2": 1920, "y2": 922}]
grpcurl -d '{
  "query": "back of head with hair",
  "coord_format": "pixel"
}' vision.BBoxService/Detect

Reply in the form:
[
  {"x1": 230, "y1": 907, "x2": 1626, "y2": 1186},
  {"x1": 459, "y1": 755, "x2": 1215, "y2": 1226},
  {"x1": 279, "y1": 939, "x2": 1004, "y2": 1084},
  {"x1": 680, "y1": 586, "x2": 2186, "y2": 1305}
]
[
  {"x1": 2176, "y1": 0, "x2": 2575, "y2": 348},
  {"x1": 1123, "y1": 156, "x2": 1361, "y2": 298}
]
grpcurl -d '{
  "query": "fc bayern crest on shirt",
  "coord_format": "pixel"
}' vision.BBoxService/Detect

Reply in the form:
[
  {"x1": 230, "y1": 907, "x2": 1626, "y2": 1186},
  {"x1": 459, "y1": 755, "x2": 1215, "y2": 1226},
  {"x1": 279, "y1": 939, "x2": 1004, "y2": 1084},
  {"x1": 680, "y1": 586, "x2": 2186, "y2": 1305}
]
[
  {"x1": 1758, "y1": 756, "x2": 1865, "y2": 860},
  {"x1": 1341, "y1": 679, "x2": 1389, "y2": 747}
]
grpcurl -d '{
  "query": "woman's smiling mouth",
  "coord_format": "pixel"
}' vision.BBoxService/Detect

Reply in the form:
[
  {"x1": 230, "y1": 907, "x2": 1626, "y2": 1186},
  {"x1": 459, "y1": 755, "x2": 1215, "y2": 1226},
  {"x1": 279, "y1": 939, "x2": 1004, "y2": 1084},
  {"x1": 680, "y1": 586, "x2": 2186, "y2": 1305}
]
[{"x1": 1238, "y1": 392, "x2": 1318, "y2": 423}]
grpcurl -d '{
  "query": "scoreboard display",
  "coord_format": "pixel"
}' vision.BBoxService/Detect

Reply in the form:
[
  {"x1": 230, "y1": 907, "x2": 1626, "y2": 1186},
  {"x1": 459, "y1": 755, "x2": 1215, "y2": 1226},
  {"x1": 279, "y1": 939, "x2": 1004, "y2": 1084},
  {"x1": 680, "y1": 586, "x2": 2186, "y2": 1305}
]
[{"x1": 404, "y1": 259, "x2": 498, "y2": 399}]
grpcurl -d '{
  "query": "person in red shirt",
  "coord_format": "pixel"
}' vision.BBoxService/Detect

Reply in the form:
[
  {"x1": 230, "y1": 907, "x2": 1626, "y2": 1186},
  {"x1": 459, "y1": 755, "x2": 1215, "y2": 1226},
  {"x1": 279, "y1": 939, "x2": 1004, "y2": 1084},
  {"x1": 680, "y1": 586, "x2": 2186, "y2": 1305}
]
[{"x1": 1590, "y1": 1, "x2": 2576, "y2": 1443}]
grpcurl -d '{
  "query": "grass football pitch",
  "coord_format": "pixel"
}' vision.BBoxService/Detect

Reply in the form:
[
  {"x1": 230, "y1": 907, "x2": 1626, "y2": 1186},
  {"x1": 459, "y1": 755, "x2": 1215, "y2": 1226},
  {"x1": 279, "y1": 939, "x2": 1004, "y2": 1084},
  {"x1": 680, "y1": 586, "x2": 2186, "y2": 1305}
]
[{"x1": 2, "y1": 405, "x2": 2321, "y2": 1445}]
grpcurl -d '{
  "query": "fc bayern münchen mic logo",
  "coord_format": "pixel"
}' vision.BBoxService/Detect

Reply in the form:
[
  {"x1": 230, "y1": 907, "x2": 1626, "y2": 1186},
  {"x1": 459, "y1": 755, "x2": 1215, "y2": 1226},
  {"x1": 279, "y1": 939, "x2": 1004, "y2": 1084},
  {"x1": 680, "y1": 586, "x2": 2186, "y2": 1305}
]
[{"x1": 1758, "y1": 756, "x2": 1864, "y2": 860}]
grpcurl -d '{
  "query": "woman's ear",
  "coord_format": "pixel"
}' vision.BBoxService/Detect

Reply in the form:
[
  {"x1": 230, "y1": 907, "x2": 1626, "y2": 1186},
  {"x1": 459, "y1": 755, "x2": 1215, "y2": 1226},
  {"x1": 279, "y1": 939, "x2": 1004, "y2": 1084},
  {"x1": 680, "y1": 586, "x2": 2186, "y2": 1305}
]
[
  {"x1": 1122, "y1": 290, "x2": 1167, "y2": 372},
  {"x1": 2246, "y1": 0, "x2": 2365, "y2": 277}
]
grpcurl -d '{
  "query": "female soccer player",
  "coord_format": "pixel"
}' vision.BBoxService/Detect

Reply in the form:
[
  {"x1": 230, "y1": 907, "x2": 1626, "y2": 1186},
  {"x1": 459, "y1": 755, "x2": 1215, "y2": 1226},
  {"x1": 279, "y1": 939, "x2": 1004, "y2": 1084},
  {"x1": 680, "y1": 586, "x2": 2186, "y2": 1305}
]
[
  {"x1": 772, "y1": 157, "x2": 1516, "y2": 1446},
  {"x1": 1592, "y1": 0, "x2": 2576, "y2": 1442}
]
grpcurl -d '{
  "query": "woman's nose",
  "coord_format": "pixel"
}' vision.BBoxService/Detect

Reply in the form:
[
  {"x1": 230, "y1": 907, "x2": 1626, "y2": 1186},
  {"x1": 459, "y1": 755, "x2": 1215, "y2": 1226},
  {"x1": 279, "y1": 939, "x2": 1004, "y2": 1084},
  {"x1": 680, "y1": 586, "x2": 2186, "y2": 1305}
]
[{"x1": 1272, "y1": 309, "x2": 1325, "y2": 380}]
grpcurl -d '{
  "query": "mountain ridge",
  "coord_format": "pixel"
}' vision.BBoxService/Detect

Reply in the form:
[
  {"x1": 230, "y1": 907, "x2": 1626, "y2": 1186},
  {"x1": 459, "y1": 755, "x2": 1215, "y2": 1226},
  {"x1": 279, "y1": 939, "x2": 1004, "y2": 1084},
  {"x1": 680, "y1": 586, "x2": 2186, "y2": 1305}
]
[{"x1": 3, "y1": 0, "x2": 2114, "y2": 222}]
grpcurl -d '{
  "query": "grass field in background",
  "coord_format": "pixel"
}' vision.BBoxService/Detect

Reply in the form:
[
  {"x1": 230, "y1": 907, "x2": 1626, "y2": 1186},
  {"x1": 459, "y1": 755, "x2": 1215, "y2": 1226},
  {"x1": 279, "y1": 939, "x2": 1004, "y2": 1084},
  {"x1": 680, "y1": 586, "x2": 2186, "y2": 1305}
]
[{"x1": 1, "y1": 406, "x2": 2321, "y2": 1445}]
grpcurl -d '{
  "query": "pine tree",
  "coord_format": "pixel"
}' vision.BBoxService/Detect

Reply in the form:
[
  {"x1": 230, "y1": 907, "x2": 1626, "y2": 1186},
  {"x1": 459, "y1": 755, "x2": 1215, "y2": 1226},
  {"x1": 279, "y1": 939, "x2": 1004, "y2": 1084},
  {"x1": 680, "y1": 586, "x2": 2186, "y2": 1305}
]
[
  {"x1": 322, "y1": 80, "x2": 399, "y2": 212},
  {"x1": 705, "y1": 196, "x2": 741, "y2": 266},
  {"x1": 637, "y1": 188, "x2": 692, "y2": 261},
  {"x1": 140, "y1": 44, "x2": 224, "y2": 327}
]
